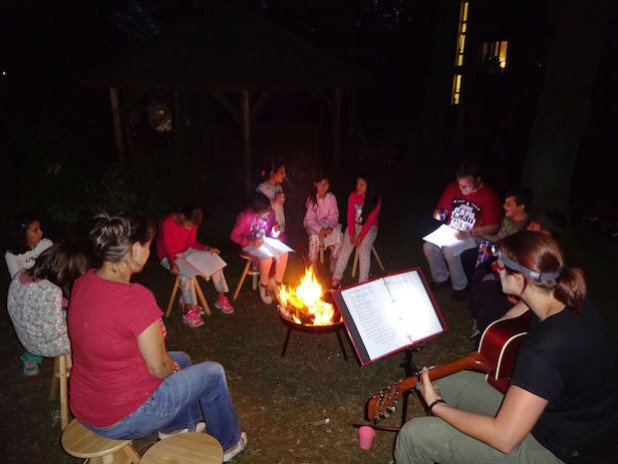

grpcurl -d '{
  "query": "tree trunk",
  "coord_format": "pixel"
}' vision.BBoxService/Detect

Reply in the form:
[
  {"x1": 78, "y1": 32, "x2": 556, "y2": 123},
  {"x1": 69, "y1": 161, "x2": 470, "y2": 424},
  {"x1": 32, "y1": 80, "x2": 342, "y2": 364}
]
[{"x1": 522, "y1": 0, "x2": 612, "y2": 211}]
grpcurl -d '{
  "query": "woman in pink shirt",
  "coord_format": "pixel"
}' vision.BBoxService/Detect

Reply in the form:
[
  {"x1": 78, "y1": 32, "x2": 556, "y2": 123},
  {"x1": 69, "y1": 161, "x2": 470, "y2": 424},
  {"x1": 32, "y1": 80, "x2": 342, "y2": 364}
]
[
  {"x1": 331, "y1": 174, "x2": 381, "y2": 288},
  {"x1": 157, "y1": 205, "x2": 234, "y2": 327},
  {"x1": 303, "y1": 173, "x2": 342, "y2": 271}
]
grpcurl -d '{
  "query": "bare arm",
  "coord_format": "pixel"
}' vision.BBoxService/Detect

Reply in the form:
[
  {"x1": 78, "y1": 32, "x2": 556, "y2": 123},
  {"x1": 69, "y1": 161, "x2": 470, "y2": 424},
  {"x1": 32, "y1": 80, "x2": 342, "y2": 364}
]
[
  {"x1": 137, "y1": 321, "x2": 177, "y2": 379},
  {"x1": 500, "y1": 301, "x2": 529, "y2": 321},
  {"x1": 420, "y1": 369, "x2": 546, "y2": 453}
]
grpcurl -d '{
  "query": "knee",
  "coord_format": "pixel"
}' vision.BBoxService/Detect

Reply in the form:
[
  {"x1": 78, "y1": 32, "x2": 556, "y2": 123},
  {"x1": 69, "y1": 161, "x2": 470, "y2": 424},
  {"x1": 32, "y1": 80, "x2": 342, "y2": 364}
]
[
  {"x1": 308, "y1": 234, "x2": 319, "y2": 247},
  {"x1": 395, "y1": 418, "x2": 440, "y2": 464},
  {"x1": 170, "y1": 351, "x2": 192, "y2": 369}
]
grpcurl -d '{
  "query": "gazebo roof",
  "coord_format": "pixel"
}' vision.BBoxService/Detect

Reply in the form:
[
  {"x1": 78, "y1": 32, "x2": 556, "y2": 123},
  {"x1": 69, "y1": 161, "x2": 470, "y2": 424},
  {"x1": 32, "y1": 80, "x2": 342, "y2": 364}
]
[{"x1": 83, "y1": 1, "x2": 370, "y2": 91}]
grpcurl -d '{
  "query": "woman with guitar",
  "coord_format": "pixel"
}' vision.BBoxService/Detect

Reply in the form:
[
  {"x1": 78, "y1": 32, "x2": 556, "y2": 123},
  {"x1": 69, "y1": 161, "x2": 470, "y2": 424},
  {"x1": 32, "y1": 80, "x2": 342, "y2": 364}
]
[{"x1": 395, "y1": 231, "x2": 617, "y2": 464}]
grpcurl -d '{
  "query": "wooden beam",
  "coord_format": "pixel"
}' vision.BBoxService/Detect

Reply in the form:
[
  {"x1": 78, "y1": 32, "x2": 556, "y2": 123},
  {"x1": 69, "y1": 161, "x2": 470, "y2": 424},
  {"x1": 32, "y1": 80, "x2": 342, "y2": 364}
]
[
  {"x1": 251, "y1": 91, "x2": 273, "y2": 120},
  {"x1": 109, "y1": 88, "x2": 126, "y2": 162},
  {"x1": 333, "y1": 88, "x2": 342, "y2": 168},
  {"x1": 209, "y1": 89, "x2": 241, "y2": 125},
  {"x1": 242, "y1": 89, "x2": 252, "y2": 195}
]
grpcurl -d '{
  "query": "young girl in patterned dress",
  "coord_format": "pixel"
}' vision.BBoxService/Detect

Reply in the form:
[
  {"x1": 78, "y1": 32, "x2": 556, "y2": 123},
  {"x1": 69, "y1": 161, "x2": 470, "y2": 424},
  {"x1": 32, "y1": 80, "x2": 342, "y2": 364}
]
[
  {"x1": 7, "y1": 243, "x2": 88, "y2": 376},
  {"x1": 303, "y1": 173, "x2": 342, "y2": 271},
  {"x1": 5, "y1": 214, "x2": 55, "y2": 375}
]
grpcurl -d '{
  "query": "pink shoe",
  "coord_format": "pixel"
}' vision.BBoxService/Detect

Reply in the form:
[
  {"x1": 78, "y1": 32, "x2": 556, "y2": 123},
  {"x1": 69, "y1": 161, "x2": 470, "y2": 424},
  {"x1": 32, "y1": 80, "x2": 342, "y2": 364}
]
[
  {"x1": 330, "y1": 277, "x2": 342, "y2": 291},
  {"x1": 215, "y1": 296, "x2": 235, "y2": 314},
  {"x1": 182, "y1": 306, "x2": 204, "y2": 328}
]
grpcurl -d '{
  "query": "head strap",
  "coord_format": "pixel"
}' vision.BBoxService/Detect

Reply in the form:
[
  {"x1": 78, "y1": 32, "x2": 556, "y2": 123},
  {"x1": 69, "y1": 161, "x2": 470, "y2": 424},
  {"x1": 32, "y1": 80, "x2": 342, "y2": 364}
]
[{"x1": 497, "y1": 251, "x2": 563, "y2": 282}]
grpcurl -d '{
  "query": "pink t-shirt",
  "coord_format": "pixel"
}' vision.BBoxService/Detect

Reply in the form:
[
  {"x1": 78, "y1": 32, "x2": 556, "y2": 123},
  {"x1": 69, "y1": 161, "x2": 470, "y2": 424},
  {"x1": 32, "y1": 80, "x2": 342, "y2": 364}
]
[
  {"x1": 67, "y1": 270, "x2": 163, "y2": 427},
  {"x1": 156, "y1": 214, "x2": 204, "y2": 263}
]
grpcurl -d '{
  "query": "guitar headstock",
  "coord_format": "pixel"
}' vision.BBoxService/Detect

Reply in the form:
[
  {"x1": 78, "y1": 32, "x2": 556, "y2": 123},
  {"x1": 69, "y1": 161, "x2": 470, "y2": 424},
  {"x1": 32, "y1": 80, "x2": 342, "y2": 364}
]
[{"x1": 366, "y1": 383, "x2": 404, "y2": 422}]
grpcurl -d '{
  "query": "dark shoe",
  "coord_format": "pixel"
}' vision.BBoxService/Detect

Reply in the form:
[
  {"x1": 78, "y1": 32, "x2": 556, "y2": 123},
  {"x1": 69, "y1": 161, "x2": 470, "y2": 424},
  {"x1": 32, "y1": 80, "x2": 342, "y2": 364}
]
[
  {"x1": 429, "y1": 280, "x2": 450, "y2": 292},
  {"x1": 451, "y1": 289, "x2": 469, "y2": 300}
]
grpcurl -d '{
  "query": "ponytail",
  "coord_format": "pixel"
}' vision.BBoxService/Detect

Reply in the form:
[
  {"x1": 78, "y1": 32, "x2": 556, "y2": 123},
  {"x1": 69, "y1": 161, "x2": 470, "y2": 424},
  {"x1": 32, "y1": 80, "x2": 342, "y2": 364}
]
[{"x1": 553, "y1": 266, "x2": 586, "y2": 315}]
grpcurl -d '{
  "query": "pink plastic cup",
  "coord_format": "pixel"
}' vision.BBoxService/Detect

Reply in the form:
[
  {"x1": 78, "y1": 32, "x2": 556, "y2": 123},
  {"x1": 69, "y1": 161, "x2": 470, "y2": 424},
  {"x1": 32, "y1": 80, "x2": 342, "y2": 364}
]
[{"x1": 358, "y1": 425, "x2": 376, "y2": 450}]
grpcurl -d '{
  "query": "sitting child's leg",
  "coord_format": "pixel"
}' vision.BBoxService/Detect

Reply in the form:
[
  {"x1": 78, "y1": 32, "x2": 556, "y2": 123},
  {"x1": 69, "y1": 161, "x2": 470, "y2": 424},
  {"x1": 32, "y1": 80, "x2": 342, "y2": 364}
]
[
  {"x1": 307, "y1": 234, "x2": 320, "y2": 264},
  {"x1": 273, "y1": 253, "x2": 288, "y2": 285},
  {"x1": 21, "y1": 350, "x2": 42, "y2": 376},
  {"x1": 258, "y1": 257, "x2": 274, "y2": 304},
  {"x1": 328, "y1": 241, "x2": 343, "y2": 273},
  {"x1": 211, "y1": 270, "x2": 234, "y2": 314},
  {"x1": 357, "y1": 226, "x2": 377, "y2": 283},
  {"x1": 332, "y1": 228, "x2": 355, "y2": 287}
]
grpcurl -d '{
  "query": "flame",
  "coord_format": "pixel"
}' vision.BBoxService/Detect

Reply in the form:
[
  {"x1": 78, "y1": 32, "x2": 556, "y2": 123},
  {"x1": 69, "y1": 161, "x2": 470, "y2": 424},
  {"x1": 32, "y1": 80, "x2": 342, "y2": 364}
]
[{"x1": 279, "y1": 267, "x2": 337, "y2": 326}]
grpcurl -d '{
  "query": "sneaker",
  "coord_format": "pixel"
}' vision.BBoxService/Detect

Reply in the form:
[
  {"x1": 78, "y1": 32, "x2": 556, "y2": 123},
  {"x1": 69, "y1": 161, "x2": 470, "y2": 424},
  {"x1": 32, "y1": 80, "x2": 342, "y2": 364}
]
[
  {"x1": 158, "y1": 421, "x2": 206, "y2": 440},
  {"x1": 185, "y1": 303, "x2": 205, "y2": 316},
  {"x1": 182, "y1": 307, "x2": 205, "y2": 328},
  {"x1": 23, "y1": 361, "x2": 40, "y2": 377},
  {"x1": 223, "y1": 431, "x2": 247, "y2": 462},
  {"x1": 215, "y1": 296, "x2": 235, "y2": 314},
  {"x1": 259, "y1": 284, "x2": 273, "y2": 304}
]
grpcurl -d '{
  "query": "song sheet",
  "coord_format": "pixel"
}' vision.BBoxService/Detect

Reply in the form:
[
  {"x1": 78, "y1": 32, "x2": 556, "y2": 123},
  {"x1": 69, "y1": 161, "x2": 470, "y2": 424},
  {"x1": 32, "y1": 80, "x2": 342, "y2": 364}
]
[
  {"x1": 336, "y1": 269, "x2": 445, "y2": 364},
  {"x1": 422, "y1": 224, "x2": 476, "y2": 256},
  {"x1": 243, "y1": 237, "x2": 294, "y2": 260},
  {"x1": 176, "y1": 248, "x2": 227, "y2": 278}
]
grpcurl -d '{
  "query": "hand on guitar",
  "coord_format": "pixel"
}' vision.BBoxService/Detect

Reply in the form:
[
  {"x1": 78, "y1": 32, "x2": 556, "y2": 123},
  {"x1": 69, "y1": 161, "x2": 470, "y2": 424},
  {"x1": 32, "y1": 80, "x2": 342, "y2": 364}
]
[{"x1": 419, "y1": 367, "x2": 446, "y2": 415}]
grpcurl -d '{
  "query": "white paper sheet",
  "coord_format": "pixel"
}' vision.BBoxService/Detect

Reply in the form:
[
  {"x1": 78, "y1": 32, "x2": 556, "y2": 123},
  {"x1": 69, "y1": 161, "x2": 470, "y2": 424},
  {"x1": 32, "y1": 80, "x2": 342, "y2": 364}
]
[
  {"x1": 340, "y1": 270, "x2": 444, "y2": 362},
  {"x1": 176, "y1": 248, "x2": 227, "y2": 278},
  {"x1": 422, "y1": 224, "x2": 476, "y2": 256},
  {"x1": 243, "y1": 237, "x2": 294, "y2": 259}
]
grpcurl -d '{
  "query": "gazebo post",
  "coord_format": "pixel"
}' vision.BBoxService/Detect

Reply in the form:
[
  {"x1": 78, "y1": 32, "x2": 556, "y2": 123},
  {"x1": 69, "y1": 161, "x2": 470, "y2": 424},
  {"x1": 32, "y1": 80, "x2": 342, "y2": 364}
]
[
  {"x1": 242, "y1": 89, "x2": 252, "y2": 195},
  {"x1": 333, "y1": 88, "x2": 342, "y2": 172},
  {"x1": 109, "y1": 88, "x2": 126, "y2": 162}
]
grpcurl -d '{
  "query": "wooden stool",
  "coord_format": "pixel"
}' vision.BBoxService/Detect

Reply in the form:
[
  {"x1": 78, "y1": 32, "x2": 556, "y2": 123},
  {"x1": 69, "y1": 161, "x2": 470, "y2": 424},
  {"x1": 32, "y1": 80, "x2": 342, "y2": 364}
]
[
  {"x1": 61, "y1": 419, "x2": 140, "y2": 463},
  {"x1": 165, "y1": 275, "x2": 212, "y2": 318},
  {"x1": 140, "y1": 433, "x2": 223, "y2": 464},
  {"x1": 49, "y1": 352, "x2": 72, "y2": 430},
  {"x1": 351, "y1": 245, "x2": 386, "y2": 278},
  {"x1": 232, "y1": 254, "x2": 260, "y2": 301}
]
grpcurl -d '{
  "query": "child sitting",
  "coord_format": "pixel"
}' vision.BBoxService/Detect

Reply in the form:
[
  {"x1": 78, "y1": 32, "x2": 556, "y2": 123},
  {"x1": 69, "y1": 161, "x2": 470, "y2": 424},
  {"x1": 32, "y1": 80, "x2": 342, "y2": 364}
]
[
  {"x1": 5, "y1": 213, "x2": 53, "y2": 279},
  {"x1": 256, "y1": 160, "x2": 287, "y2": 242},
  {"x1": 156, "y1": 205, "x2": 234, "y2": 327},
  {"x1": 303, "y1": 173, "x2": 342, "y2": 271},
  {"x1": 331, "y1": 174, "x2": 381, "y2": 288},
  {"x1": 230, "y1": 192, "x2": 288, "y2": 304},
  {"x1": 7, "y1": 242, "x2": 88, "y2": 376}
]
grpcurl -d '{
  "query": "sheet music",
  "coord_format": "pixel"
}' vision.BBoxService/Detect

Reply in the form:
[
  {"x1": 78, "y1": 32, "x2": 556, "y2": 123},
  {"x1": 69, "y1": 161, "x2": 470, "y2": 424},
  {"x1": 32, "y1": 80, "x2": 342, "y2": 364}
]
[
  {"x1": 322, "y1": 224, "x2": 342, "y2": 248},
  {"x1": 422, "y1": 224, "x2": 476, "y2": 256},
  {"x1": 339, "y1": 270, "x2": 444, "y2": 362},
  {"x1": 243, "y1": 237, "x2": 294, "y2": 259},
  {"x1": 181, "y1": 248, "x2": 227, "y2": 277}
]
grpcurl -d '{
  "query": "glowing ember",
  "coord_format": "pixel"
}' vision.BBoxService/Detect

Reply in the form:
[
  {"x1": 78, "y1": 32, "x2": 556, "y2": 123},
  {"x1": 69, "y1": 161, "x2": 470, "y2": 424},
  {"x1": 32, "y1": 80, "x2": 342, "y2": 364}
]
[{"x1": 279, "y1": 267, "x2": 339, "y2": 326}]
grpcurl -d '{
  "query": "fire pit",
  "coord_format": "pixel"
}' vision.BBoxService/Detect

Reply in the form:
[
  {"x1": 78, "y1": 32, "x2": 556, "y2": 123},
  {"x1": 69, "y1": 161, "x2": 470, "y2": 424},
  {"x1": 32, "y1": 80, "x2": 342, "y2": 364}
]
[{"x1": 276, "y1": 268, "x2": 348, "y2": 360}]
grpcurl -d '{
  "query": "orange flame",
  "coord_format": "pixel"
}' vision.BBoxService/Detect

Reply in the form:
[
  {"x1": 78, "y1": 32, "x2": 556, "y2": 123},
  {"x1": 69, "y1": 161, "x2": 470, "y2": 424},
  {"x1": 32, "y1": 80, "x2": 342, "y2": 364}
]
[{"x1": 279, "y1": 267, "x2": 336, "y2": 325}]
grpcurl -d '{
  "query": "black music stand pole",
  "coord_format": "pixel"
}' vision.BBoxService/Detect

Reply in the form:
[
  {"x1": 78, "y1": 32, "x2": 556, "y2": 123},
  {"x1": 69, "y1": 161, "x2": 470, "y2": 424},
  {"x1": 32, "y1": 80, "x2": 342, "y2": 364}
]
[{"x1": 399, "y1": 346, "x2": 422, "y2": 425}]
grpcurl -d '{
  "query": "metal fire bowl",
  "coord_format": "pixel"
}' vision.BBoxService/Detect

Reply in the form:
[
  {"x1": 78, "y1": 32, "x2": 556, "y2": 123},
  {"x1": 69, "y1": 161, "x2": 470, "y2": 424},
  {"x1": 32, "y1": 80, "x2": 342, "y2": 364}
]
[{"x1": 277, "y1": 305, "x2": 344, "y2": 334}]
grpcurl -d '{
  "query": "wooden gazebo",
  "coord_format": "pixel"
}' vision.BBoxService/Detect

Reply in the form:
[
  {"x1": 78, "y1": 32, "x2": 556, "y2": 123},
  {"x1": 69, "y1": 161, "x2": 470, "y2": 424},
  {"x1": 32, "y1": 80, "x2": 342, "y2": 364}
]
[{"x1": 83, "y1": 1, "x2": 369, "y2": 192}]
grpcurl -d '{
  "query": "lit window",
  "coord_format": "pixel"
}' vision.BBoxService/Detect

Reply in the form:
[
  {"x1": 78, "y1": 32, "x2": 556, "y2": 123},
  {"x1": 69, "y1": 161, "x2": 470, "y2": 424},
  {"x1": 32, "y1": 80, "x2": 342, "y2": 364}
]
[
  {"x1": 451, "y1": 74, "x2": 462, "y2": 105},
  {"x1": 451, "y1": 1, "x2": 469, "y2": 105},
  {"x1": 481, "y1": 40, "x2": 508, "y2": 72}
]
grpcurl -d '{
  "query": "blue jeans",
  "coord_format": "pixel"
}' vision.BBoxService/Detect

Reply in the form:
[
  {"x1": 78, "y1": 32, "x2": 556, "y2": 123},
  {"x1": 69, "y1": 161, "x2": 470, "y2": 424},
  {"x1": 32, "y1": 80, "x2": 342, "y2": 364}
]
[
  {"x1": 84, "y1": 352, "x2": 241, "y2": 450},
  {"x1": 423, "y1": 241, "x2": 476, "y2": 291}
]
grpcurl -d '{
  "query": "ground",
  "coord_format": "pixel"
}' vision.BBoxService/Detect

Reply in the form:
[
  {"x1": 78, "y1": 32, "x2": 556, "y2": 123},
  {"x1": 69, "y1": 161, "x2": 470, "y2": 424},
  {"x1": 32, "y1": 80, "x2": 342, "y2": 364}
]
[{"x1": 1, "y1": 161, "x2": 616, "y2": 463}]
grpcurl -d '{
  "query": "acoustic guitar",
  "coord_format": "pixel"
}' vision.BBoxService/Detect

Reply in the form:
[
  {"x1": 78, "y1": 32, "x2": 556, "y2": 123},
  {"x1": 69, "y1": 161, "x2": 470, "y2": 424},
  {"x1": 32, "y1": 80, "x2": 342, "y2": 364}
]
[{"x1": 366, "y1": 310, "x2": 531, "y2": 422}]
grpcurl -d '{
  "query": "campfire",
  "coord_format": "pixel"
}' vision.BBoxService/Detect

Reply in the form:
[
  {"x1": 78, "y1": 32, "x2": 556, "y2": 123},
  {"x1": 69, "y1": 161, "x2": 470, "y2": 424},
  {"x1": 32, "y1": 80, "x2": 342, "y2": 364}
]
[{"x1": 278, "y1": 267, "x2": 342, "y2": 326}]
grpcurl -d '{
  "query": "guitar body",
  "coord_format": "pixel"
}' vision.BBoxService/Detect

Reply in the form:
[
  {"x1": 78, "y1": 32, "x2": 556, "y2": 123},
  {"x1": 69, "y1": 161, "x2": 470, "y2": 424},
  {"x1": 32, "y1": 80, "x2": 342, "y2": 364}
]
[
  {"x1": 479, "y1": 310, "x2": 531, "y2": 393},
  {"x1": 366, "y1": 310, "x2": 531, "y2": 422}
]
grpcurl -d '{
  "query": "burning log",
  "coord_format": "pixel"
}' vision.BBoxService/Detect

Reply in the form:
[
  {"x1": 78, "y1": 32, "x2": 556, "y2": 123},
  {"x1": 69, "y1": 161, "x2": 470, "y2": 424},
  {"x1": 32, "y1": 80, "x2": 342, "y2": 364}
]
[{"x1": 278, "y1": 267, "x2": 342, "y2": 326}]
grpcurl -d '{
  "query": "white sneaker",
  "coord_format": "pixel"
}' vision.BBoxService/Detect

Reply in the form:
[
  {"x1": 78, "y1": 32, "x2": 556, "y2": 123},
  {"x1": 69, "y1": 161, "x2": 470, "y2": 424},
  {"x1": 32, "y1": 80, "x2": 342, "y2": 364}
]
[
  {"x1": 223, "y1": 431, "x2": 247, "y2": 462},
  {"x1": 259, "y1": 284, "x2": 272, "y2": 304},
  {"x1": 158, "y1": 421, "x2": 206, "y2": 440}
]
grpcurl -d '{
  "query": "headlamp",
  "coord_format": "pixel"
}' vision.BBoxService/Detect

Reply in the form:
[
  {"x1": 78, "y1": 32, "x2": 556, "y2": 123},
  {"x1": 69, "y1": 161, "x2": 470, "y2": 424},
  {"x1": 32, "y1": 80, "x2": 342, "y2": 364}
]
[{"x1": 496, "y1": 250, "x2": 563, "y2": 282}]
